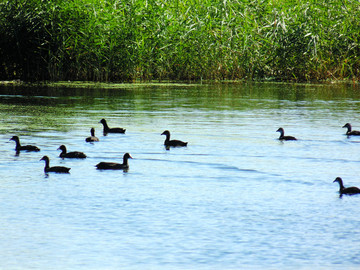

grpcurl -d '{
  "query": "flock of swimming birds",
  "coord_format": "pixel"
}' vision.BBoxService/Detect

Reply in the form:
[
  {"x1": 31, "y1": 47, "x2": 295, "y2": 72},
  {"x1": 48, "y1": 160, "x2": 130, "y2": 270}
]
[
  {"x1": 9, "y1": 119, "x2": 188, "y2": 172},
  {"x1": 8, "y1": 119, "x2": 360, "y2": 197}
]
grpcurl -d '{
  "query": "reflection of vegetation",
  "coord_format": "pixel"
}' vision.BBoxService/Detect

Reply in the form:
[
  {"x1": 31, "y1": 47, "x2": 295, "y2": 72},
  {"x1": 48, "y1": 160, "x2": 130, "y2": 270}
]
[
  {"x1": 0, "y1": 99, "x2": 76, "y2": 134},
  {"x1": 0, "y1": 1, "x2": 359, "y2": 82},
  {"x1": 1, "y1": 82, "x2": 360, "y2": 108},
  {"x1": 1, "y1": 82, "x2": 360, "y2": 133}
]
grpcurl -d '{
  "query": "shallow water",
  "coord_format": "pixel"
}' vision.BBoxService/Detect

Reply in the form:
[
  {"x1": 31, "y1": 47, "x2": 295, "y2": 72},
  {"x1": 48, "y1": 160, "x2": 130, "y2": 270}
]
[{"x1": 1, "y1": 83, "x2": 360, "y2": 269}]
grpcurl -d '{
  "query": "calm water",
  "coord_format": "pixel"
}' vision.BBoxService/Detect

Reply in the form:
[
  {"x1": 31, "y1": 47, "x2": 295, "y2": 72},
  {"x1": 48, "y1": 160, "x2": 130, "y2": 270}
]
[{"x1": 1, "y1": 83, "x2": 360, "y2": 269}]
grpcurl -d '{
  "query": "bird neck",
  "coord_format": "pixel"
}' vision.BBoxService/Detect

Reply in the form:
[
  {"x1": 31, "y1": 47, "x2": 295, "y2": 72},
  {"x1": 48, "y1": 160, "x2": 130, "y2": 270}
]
[
  {"x1": 336, "y1": 180, "x2": 345, "y2": 190},
  {"x1": 44, "y1": 160, "x2": 50, "y2": 169},
  {"x1": 14, "y1": 139, "x2": 21, "y2": 149},
  {"x1": 102, "y1": 122, "x2": 110, "y2": 130},
  {"x1": 123, "y1": 156, "x2": 130, "y2": 166}
]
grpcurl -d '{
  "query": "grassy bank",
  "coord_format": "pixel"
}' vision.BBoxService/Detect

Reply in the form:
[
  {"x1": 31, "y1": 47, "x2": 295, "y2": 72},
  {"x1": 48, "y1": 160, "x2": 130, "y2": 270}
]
[{"x1": 1, "y1": 0, "x2": 359, "y2": 82}]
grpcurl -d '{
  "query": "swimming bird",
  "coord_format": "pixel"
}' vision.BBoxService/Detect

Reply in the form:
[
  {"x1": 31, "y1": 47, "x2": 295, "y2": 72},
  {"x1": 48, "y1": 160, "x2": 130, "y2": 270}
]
[
  {"x1": 85, "y1": 128, "x2": 99, "y2": 142},
  {"x1": 161, "y1": 130, "x2": 188, "y2": 147},
  {"x1": 333, "y1": 177, "x2": 360, "y2": 195},
  {"x1": 342, "y1": 123, "x2": 360, "y2": 136},
  {"x1": 10, "y1": 136, "x2": 40, "y2": 152},
  {"x1": 57, "y1": 145, "x2": 87, "y2": 159},
  {"x1": 40, "y1": 156, "x2": 71, "y2": 173},
  {"x1": 276, "y1": 128, "x2": 297, "y2": 141},
  {"x1": 99, "y1": 119, "x2": 126, "y2": 134},
  {"x1": 95, "y1": 153, "x2": 133, "y2": 170}
]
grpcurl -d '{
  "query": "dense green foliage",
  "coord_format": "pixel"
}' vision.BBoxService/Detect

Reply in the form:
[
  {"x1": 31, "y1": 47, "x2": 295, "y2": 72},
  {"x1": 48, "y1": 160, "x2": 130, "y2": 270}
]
[{"x1": 1, "y1": 0, "x2": 360, "y2": 82}]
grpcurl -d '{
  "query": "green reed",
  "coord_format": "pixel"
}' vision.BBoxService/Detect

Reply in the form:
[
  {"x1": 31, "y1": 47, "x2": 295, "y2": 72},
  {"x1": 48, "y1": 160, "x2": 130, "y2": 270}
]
[{"x1": 0, "y1": 0, "x2": 359, "y2": 82}]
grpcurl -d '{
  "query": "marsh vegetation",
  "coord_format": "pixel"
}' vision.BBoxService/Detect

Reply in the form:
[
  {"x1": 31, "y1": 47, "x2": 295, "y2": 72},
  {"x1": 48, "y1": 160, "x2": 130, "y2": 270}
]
[{"x1": 1, "y1": 0, "x2": 359, "y2": 82}]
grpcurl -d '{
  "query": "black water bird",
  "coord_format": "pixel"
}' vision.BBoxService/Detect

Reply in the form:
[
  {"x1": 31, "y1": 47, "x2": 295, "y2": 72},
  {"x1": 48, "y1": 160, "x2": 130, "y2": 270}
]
[
  {"x1": 161, "y1": 130, "x2": 188, "y2": 147},
  {"x1": 99, "y1": 119, "x2": 126, "y2": 134},
  {"x1": 40, "y1": 156, "x2": 71, "y2": 173},
  {"x1": 333, "y1": 177, "x2": 360, "y2": 196},
  {"x1": 95, "y1": 153, "x2": 133, "y2": 170},
  {"x1": 342, "y1": 123, "x2": 360, "y2": 136},
  {"x1": 85, "y1": 128, "x2": 99, "y2": 142},
  {"x1": 10, "y1": 136, "x2": 40, "y2": 152},
  {"x1": 276, "y1": 128, "x2": 297, "y2": 141},
  {"x1": 57, "y1": 145, "x2": 87, "y2": 159}
]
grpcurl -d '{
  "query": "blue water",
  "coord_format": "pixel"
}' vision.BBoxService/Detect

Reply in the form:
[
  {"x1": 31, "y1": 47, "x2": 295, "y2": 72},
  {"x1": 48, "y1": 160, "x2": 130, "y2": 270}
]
[{"x1": 1, "y1": 83, "x2": 360, "y2": 269}]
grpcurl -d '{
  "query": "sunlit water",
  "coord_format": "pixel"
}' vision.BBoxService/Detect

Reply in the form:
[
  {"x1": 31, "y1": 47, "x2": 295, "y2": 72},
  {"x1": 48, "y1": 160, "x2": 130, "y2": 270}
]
[{"x1": 1, "y1": 83, "x2": 360, "y2": 269}]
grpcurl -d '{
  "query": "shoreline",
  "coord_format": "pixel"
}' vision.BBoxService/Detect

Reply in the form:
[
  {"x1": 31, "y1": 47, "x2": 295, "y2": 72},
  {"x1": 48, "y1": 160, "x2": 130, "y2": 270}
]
[{"x1": 0, "y1": 79, "x2": 358, "y2": 90}]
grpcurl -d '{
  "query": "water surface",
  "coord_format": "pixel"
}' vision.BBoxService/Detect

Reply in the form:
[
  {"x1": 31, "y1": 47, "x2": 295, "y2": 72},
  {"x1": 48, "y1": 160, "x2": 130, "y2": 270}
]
[{"x1": 1, "y1": 83, "x2": 360, "y2": 269}]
